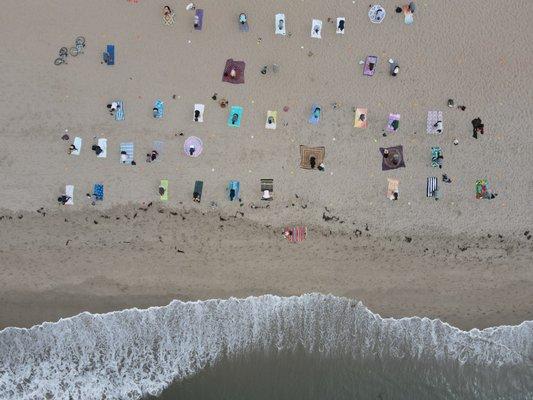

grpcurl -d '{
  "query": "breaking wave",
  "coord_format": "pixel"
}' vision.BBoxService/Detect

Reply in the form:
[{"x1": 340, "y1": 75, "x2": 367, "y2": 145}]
[{"x1": 0, "y1": 294, "x2": 531, "y2": 400}]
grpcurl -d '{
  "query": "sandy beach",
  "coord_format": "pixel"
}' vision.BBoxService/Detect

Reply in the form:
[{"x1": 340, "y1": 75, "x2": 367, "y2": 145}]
[{"x1": 0, "y1": 0, "x2": 532, "y2": 332}]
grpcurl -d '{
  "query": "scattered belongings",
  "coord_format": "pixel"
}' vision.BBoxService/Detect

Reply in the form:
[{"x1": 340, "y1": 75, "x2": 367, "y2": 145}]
[
  {"x1": 363, "y1": 56, "x2": 378, "y2": 76},
  {"x1": 300, "y1": 145, "x2": 325, "y2": 170},
  {"x1": 311, "y1": 19, "x2": 322, "y2": 38},
  {"x1": 219, "y1": 98, "x2": 228, "y2": 108},
  {"x1": 284, "y1": 226, "x2": 307, "y2": 243},
  {"x1": 265, "y1": 111, "x2": 277, "y2": 129},
  {"x1": 162, "y1": 6, "x2": 175, "y2": 25},
  {"x1": 96, "y1": 138, "x2": 107, "y2": 158},
  {"x1": 442, "y1": 174, "x2": 452, "y2": 183},
  {"x1": 69, "y1": 137, "x2": 82, "y2": 155},
  {"x1": 193, "y1": 180, "x2": 203, "y2": 202},
  {"x1": 336, "y1": 17, "x2": 345, "y2": 34},
  {"x1": 153, "y1": 99, "x2": 164, "y2": 118},
  {"x1": 386, "y1": 113, "x2": 400, "y2": 132},
  {"x1": 93, "y1": 183, "x2": 104, "y2": 201},
  {"x1": 194, "y1": 104, "x2": 205, "y2": 122},
  {"x1": 275, "y1": 13, "x2": 286, "y2": 35},
  {"x1": 194, "y1": 9, "x2": 204, "y2": 30},
  {"x1": 448, "y1": 99, "x2": 454, "y2": 108},
  {"x1": 103, "y1": 44, "x2": 115, "y2": 65},
  {"x1": 239, "y1": 13, "x2": 249, "y2": 32},
  {"x1": 63, "y1": 185, "x2": 74, "y2": 205},
  {"x1": 380, "y1": 146, "x2": 405, "y2": 170},
  {"x1": 308, "y1": 104, "x2": 321, "y2": 124},
  {"x1": 61, "y1": 134, "x2": 69, "y2": 141},
  {"x1": 261, "y1": 179, "x2": 274, "y2": 200},
  {"x1": 120, "y1": 142, "x2": 134, "y2": 164},
  {"x1": 227, "y1": 105, "x2": 243, "y2": 127},
  {"x1": 186, "y1": 2, "x2": 196, "y2": 11},
  {"x1": 472, "y1": 117, "x2": 484, "y2": 139},
  {"x1": 476, "y1": 179, "x2": 497, "y2": 200},
  {"x1": 427, "y1": 177, "x2": 439, "y2": 199},
  {"x1": 427, "y1": 111, "x2": 443, "y2": 134},
  {"x1": 151, "y1": 140, "x2": 164, "y2": 161},
  {"x1": 227, "y1": 180, "x2": 240, "y2": 201},
  {"x1": 389, "y1": 60, "x2": 400, "y2": 76},
  {"x1": 354, "y1": 108, "x2": 368, "y2": 128},
  {"x1": 387, "y1": 178, "x2": 399, "y2": 200},
  {"x1": 222, "y1": 59, "x2": 246, "y2": 84},
  {"x1": 368, "y1": 5, "x2": 386, "y2": 23},
  {"x1": 159, "y1": 180, "x2": 168, "y2": 201},
  {"x1": 431, "y1": 146, "x2": 443, "y2": 168},
  {"x1": 184, "y1": 136, "x2": 203, "y2": 157}
]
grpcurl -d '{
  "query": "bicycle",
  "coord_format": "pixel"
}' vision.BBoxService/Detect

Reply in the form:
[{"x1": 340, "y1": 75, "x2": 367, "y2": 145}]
[
  {"x1": 69, "y1": 36, "x2": 86, "y2": 56},
  {"x1": 54, "y1": 47, "x2": 69, "y2": 65}
]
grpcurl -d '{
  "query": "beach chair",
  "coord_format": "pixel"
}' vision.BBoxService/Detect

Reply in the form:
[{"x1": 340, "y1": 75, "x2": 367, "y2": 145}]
[
  {"x1": 93, "y1": 184, "x2": 104, "y2": 201},
  {"x1": 71, "y1": 137, "x2": 82, "y2": 155},
  {"x1": 336, "y1": 17, "x2": 345, "y2": 34},
  {"x1": 153, "y1": 100, "x2": 164, "y2": 118},
  {"x1": 354, "y1": 108, "x2": 368, "y2": 128},
  {"x1": 387, "y1": 179, "x2": 399, "y2": 200},
  {"x1": 311, "y1": 19, "x2": 322, "y2": 38},
  {"x1": 194, "y1": 9, "x2": 203, "y2": 30},
  {"x1": 193, "y1": 180, "x2": 203, "y2": 202},
  {"x1": 227, "y1": 180, "x2": 240, "y2": 201},
  {"x1": 265, "y1": 111, "x2": 277, "y2": 129},
  {"x1": 427, "y1": 177, "x2": 438, "y2": 198},
  {"x1": 308, "y1": 104, "x2": 321, "y2": 125},
  {"x1": 97, "y1": 138, "x2": 107, "y2": 158},
  {"x1": 160, "y1": 179, "x2": 168, "y2": 201},
  {"x1": 275, "y1": 14, "x2": 286, "y2": 35},
  {"x1": 427, "y1": 111, "x2": 443, "y2": 134},
  {"x1": 115, "y1": 101, "x2": 124, "y2": 121},
  {"x1": 284, "y1": 226, "x2": 307, "y2": 243},
  {"x1": 261, "y1": 179, "x2": 273, "y2": 200},
  {"x1": 386, "y1": 114, "x2": 400, "y2": 132},
  {"x1": 103, "y1": 45, "x2": 115, "y2": 65},
  {"x1": 65, "y1": 185, "x2": 74, "y2": 205},
  {"x1": 363, "y1": 56, "x2": 378, "y2": 76},
  {"x1": 120, "y1": 142, "x2": 134, "y2": 164},
  {"x1": 431, "y1": 147, "x2": 443, "y2": 168},
  {"x1": 194, "y1": 104, "x2": 205, "y2": 122},
  {"x1": 227, "y1": 106, "x2": 243, "y2": 127}
]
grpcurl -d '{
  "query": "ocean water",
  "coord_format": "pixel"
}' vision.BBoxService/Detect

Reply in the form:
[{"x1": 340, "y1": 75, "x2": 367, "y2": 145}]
[{"x1": 0, "y1": 294, "x2": 532, "y2": 400}]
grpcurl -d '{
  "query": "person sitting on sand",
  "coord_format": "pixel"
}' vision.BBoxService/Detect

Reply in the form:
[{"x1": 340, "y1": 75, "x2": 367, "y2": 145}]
[
  {"x1": 107, "y1": 101, "x2": 119, "y2": 114},
  {"x1": 391, "y1": 65, "x2": 400, "y2": 77},
  {"x1": 68, "y1": 144, "x2": 77, "y2": 154},
  {"x1": 472, "y1": 117, "x2": 484, "y2": 139},
  {"x1": 318, "y1": 163, "x2": 325, "y2": 171}
]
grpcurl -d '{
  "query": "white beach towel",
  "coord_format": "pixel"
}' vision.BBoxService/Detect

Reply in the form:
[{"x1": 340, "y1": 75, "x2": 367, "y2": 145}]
[
  {"x1": 97, "y1": 138, "x2": 107, "y2": 158},
  {"x1": 65, "y1": 185, "x2": 74, "y2": 205},
  {"x1": 275, "y1": 14, "x2": 286, "y2": 35},
  {"x1": 427, "y1": 111, "x2": 443, "y2": 134},
  {"x1": 194, "y1": 104, "x2": 205, "y2": 122},
  {"x1": 336, "y1": 17, "x2": 345, "y2": 34},
  {"x1": 311, "y1": 19, "x2": 322, "y2": 38},
  {"x1": 71, "y1": 137, "x2": 82, "y2": 156}
]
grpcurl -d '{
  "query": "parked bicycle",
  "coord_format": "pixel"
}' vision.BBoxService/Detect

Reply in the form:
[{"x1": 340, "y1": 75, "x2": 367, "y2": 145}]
[{"x1": 53, "y1": 36, "x2": 86, "y2": 65}]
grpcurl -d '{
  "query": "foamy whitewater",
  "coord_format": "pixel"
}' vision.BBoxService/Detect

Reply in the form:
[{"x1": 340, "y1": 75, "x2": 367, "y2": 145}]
[{"x1": 0, "y1": 294, "x2": 532, "y2": 400}]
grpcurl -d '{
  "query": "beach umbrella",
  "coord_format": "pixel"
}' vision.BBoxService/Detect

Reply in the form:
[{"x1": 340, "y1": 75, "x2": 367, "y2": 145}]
[
  {"x1": 368, "y1": 5, "x2": 386, "y2": 23},
  {"x1": 184, "y1": 136, "x2": 203, "y2": 157}
]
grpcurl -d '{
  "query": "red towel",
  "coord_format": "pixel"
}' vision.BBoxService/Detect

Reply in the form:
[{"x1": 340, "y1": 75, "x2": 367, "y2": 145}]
[{"x1": 284, "y1": 226, "x2": 307, "y2": 243}]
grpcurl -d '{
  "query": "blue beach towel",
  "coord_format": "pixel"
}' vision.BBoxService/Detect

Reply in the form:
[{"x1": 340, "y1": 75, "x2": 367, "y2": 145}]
[
  {"x1": 153, "y1": 99, "x2": 164, "y2": 118},
  {"x1": 115, "y1": 101, "x2": 124, "y2": 121},
  {"x1": 227, "y1": 180, "x2": 240, "y2": 201},
  {"x1": 227, "y1": 106, "x2": 243, "y2": 127},
  {"x1": 120, "y1": 142, "x2": 134, "y2": 164},
  {"x1": 103, "y1": 44, "x2": 115, "y2": 65},
  {"x1": 308, "y1": 104, "x2": 321, "y2": 124},
  {"x1": 93, "y1": 184, "x2": 104, "y2": 201}
]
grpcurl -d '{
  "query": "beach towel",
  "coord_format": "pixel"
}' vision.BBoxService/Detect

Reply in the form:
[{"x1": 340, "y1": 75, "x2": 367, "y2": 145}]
[
  {"x1": 336, "y1": 17, "x2": 345, "y2": 34},
  {"x1": 93, "y1": 183, "x2": 104, "y2": 201},
  {"x1": 184, "y1": 136, "x2": 203, "y2": 157},
  {"x1": 387, "y1": 179, "x2": 399, "y2": 200},
  {"x1": 308, "y1": 104, "x2": 321, "y2": 125},
  {"x1": 194, "y1": 104, "x2": 205, "y2": 122},
  {"x1": 97, "y1": 138, "x2": 107, "y2": 158},
  {"x1": 194, "y1": 9, "x2": 203, "y2": 30},
  {"x1": 364, "y1": 56, "x2": 378, "y2": 76},
  {"x1": 103, "y1": 45, "x2": 115, "y2": 65},
  {"x1": 354, "y1": 108, "x2": 368, "y2": 128},
  {"x1": 311, "y1": 19, "x2": 322, "y2": 38},
  {"x1": 227, "y1": 106, "x2": 243, "y2": 127},
  {"x1": 368, "y1": 4, "x2": 386, "y2": 23},
  {"x1": 153, "y1": 99, "x2": 164, "y2": 118},
  {"x1": 427, "y1": 111, "x2": 443, "y2": 134},
  {"x1": 222, "y1": 59, "x2": 246, "y2": 84},
  {"x1": 71, "y1": 137, "x2": 82, "y2": 155},
  {"x1": 427, "y1": 177, "x2": 438, "y2": 198},
  {"x1": 120, "y1": 142, "x2": 134, "y2": 164},
  {"x1": 160, "y1": 179, "x2": 168, "y2": 201},
  {"x1": 65, "y1": 185, "x2": 74, "y2": 205},
  {"x1": 284, "y1": 226, "x2": 307, "y2": 243},
  {"x1": 300, "y1": 145, "x2": 325, "y2": 169},
  {"x1": 163, "y1": 11, "x2": 175, "y2": 25},
  {"x1": 275, "y1": 14, "x2": 286, "y2": 35},
  {"x1": 239, "y1": 14, "x2": 249, "y2": 32},
  {"x1": 227, "y1": 180, "x2": 240, "y2": 201},
  {"x1": 115, "y1": 101, "x2": 124, "y2": 121},
  {"x1": 265, "y1": 111, "x2": 277, "y2": 129},
  {"x1": 193, "y1": 180, "x2": 203, "y2": 202},
  {"x1": 476, "y1": 179, "x2": 492, "y2": 199},
  {"x1": 380, "y1": 146, "x2": 405, "y2": 171},
  {"x1": 153, "y1": 140, "x2": 164, "y2": 161},
  {"x1": 386, "y1": 113, "x2": 400, "y2": 132},
  {"x1": 431, "y1": 147, "x2": 443, "y2": 168}
]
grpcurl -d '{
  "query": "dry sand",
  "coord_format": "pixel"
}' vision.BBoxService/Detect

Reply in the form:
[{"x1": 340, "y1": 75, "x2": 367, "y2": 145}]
[{"x1": 0, "y1": 0, "x2": 532, "y2": 330}]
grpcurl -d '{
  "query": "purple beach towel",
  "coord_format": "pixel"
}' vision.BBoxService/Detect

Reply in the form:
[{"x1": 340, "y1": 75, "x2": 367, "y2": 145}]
[
  {"x1": 184, "y1": 136, "x2": 203, "y2": 157},
  {"x1": 222, "y1": 59, "x2": 246, "y2": 84},
  {"x1": 380, "y1": 146, "x2": 405, "y2": 170},
  {"x1": 194, "y1": 9, "x2": 203, "y2": 30},
  {"x1": 364, "y1": 56, "x2": 378, "y2": 76}
]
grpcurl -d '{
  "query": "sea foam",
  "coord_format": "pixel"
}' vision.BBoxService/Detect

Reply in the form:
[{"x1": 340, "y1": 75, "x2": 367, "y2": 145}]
[{"x1": 0, "y1": 294, "x2": 531, "y2": 400}]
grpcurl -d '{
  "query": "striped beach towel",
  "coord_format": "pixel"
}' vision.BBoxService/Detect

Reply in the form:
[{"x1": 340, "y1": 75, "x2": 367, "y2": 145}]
[
  {"x1": 120, "y1": 142, "x2": 134, "y2": 164},
  {"x1": 427, "y1": 177, "x2": 438, "y2": 197},
  {"x1": 284, "y1": 226, "x2": 307, "y2": 243}
]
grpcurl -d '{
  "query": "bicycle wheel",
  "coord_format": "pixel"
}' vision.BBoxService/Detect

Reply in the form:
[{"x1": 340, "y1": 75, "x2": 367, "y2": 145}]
[
  {"x1": 75, "y1": 36, "x2": 85, "y2": 46},
  {"x1": 54, "y1": 57, "x2": 64, "y2": 66},
  {"x1": 59, "y1": 47, "x2": 68, "y2": 57},
  {"x1": 69, "y1": 46, "x2": 78, "y2": 56}
]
